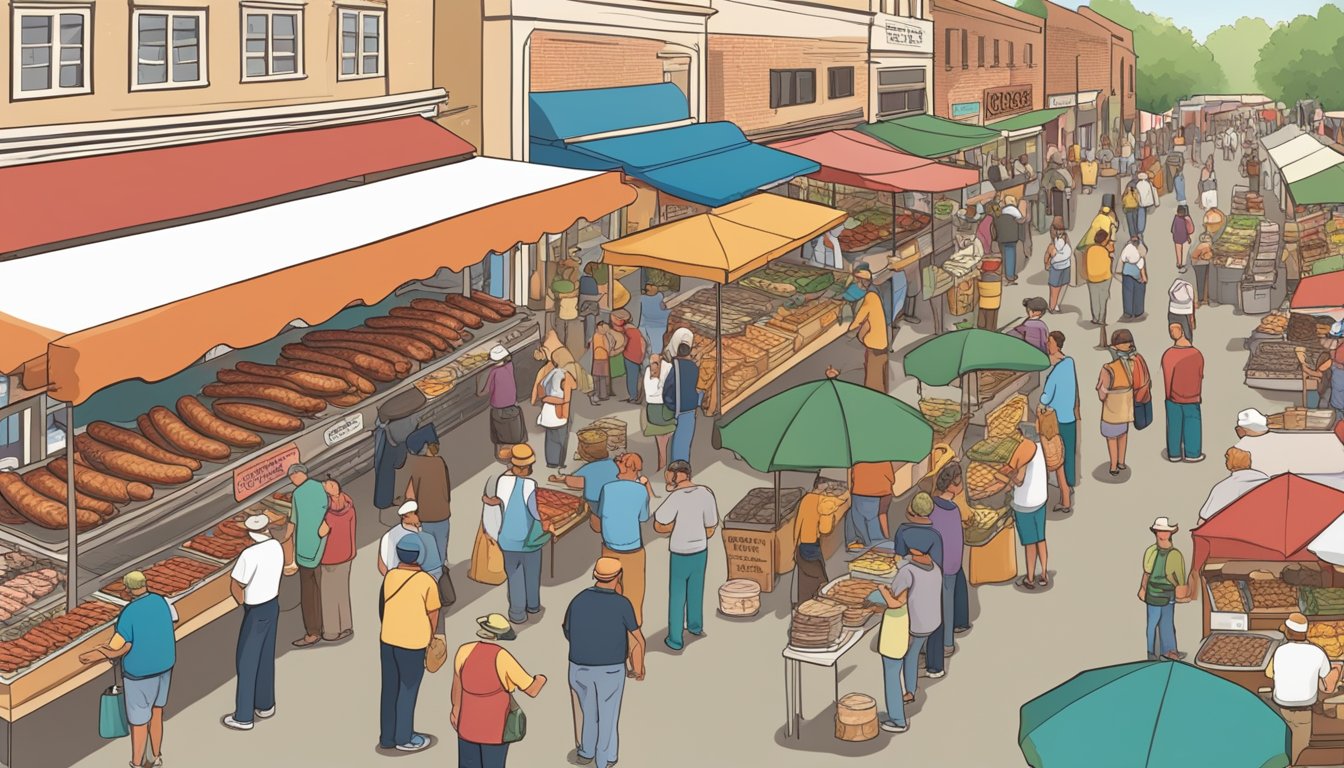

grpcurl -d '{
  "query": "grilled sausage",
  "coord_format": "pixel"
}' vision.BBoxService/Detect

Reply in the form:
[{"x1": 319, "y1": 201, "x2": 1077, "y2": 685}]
[
  {"x1": 22, "y1": 470, "x2": 117, "y2": 518},
  {"x1": 216, "y1": 370, "x2": 343, "y2": 401},
  {"x1": 302, "y1": 330, "x2": 432, "y2": 363},
  {"x1": 174, "y1": 397, "x2": 262, "y2": 450},
  {"x1": 298, "y1": 341, "x2": 407, "y2": 378},
  {"x1": 277, "y1": 344, "x2": 354, "y2": 369},
  {"x1": 326, "y1": 393, "x2": 366, "y2": 408},
  {"x1": 361, "y1": 318, "x2": 452, "y2": 350},
  {"x1": 0, "y1": 473, "x2": 102, "y2": 530},
  {"x1": 405, "y1": 300, "x2": 468, "y2": 330},
  {"x1": 212, "y1": 402, "x2": 303, "y2": 434},
  {"x1": 74, "y1": 434, "x2": 194, "y2": 486},
  {"x1": 235, "y1": 361, "x2": 349, "y2": 395},
  {"x1": 87, "y1": 421, "x2": 201, "y2": 471},
  {"x1": 136, "y1": 414, "x2": 177, "y2": 454},
  {"x1": 469, "y1": 290, "x2": 518, "y2": 317},
  {"x1": 276, "y1": 357, "x2": 376, "y2": 395},
  {"x1": 201, "y1": 383, "x2": 326, "y2": 415},
  {"x1": 47, "y1": 458, "x2": 152, "y2": 503},
  {"x1": 150, "y1": 404, "x2": 236, "y2": 459},
  {"x1": 443, "y1": 294, "x2": 505, "y2": 323},
  {"x1": 0, "y1": 496, "x2": 27, "y2": 525},
  {"x1": 412, "y1": 300, "x2": 483, "y2": 329},
  {"x1": 352, "y1": 326, "x2": 448, "y2": 354},
  {"x1": 387, "y1": 307, "x2": 465, "y2": 337}
]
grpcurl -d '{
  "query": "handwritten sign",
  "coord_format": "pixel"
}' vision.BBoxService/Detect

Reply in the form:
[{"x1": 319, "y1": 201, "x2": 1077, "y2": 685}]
[
  {"x1": 233, "y1": 442, "x2": 300, "y2": 502},
  {"x1": 324, "y1": 414, "x2": 363, "y2": 447},
  {"x1": 984, "y1": 85, "x2": 1033, "y2": 119},
  {"x1": 884, "y1": 20, "x2": 925, "y2": 48}
]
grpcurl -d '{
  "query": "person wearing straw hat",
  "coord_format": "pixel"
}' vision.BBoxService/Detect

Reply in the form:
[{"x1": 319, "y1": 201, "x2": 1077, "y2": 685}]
[
  {"x1": 479, "y1": 344, "x2": 527, "y2": 453},
  {"x1": 1268, "y1": 612, "x2": 1343, "y2": 764},
  {"x1": 482, "y1": 444, "x2": 549, "y2": 624},
  {"x1": 80, "y1": 570, "x2": 178, "y2": 768},
  {"x1": 1138, "y1": 517, "x2": 1189, "y2": 662},
  {"x1": 222, "y1": 513, "x2": 284, "y2": 732},
  {"x1": 564, "y1": 557, "x2": 645, "y2": 768},
  {"x1": 451, "y1": 614, "x2": 546, "y2": 768}
]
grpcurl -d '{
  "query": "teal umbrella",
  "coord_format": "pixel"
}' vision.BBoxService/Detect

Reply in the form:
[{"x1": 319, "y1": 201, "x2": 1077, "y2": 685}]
[
  {"x1": 1020, "y1": 660, "x2": 1290, "y2": 768},
  {"x1": 718, "y1": 376, "x2": 933, "y2": 473},
  {"x1": 903, "y1": 328, "x2": 1050, "y2": 387}
]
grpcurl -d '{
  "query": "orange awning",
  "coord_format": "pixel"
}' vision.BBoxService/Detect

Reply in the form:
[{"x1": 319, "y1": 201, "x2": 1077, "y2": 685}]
[{"x1": 0, "y1": 158, "x2": 635, "y2": 403}]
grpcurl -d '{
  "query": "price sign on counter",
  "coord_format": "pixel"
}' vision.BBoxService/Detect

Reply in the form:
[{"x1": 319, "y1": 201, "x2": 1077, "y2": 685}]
[
  {"x1": 233, "y1": 442, "x2": 300, "y2": 502},
  {"x1": 324, "y1": 414, "x2": 364, "y2": 446}
]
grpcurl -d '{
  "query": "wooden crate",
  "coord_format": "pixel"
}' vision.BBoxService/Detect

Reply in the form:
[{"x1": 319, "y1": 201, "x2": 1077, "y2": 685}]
[
  {"x1": 723, "y1": 529, "x2": 777, "y2": 592},
  {"x1": 744, "y1": 324, "x2": 795, "y2": 369}
]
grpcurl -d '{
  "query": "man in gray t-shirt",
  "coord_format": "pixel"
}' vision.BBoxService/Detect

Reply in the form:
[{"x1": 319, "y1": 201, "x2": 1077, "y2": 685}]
[
  {"x1": 868, "y1": 534, "x2": 944, "y2": 733},
  {"x1": 653, "y1": 461, "x2": 719, "y2": 650}
]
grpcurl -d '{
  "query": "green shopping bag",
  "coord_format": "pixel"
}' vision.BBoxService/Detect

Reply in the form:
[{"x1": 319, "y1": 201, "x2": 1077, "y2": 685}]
[{"x1": 98, "y1": 683, "x2": 129, "y2": 739}]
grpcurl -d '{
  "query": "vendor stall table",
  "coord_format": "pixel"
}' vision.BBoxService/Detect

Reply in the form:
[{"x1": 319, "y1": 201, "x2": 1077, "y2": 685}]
[
  {"x1": 782, "y1": 619, "x2": 877, "y2": 738},
  {"x1": 538, "y1": 485, "x2": 592, "y2": 579}
]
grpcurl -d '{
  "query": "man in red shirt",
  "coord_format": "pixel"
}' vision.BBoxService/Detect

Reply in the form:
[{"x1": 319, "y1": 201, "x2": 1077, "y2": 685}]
[
  {"x1": 1161, "y1": 322, "x2": 1205, "y2": 462},
  {"x1": 612, "y1": 309, "x2": 645, "y2": 404}
]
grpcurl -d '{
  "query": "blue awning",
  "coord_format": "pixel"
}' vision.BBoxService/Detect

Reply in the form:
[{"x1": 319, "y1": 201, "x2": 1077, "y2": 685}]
[{"x1": 529, "y1": 87, "x2": 818, "y2": 207}]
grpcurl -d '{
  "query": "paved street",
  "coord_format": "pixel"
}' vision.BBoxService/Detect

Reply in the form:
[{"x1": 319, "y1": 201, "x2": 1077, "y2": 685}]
[{"x1": 49, "y1": 147, "x2": 1305, "y2": 768}]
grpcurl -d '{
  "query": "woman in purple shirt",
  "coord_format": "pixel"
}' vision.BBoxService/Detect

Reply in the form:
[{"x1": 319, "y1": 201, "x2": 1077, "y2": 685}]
[
  {"x1": 479, "y1": 345, "x2": 526, "y2": 453},
  {"x1": 1008, "y1": 297, "x2": 1051, "y2": 353}
]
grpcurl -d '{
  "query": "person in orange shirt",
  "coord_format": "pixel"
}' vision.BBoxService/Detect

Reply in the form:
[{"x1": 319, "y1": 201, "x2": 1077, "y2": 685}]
[
  {"x1": 847, "y1": 268, "x2": 890, "y2": 392},
  {"x1": 848, "y1": 461, "x2": 895, "y2": 551}
]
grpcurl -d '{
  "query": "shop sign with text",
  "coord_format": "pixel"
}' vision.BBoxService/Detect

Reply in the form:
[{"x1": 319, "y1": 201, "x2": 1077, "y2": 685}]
[
  {"x1": 233, "y1": 442, "x2": 300, "y2": 501},
  {"x1": 984, "y1": 86, "x2": 1033, "y2": 119},
  {"x1": 951, "y1": 101, "x2": 980, "y2": 119}
]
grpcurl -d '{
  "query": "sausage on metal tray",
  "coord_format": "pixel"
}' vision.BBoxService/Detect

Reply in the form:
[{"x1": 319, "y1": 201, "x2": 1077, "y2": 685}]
[
  {"x1": 443, "y1": 294, "x2": 504, "y2": 323},
  {"x1": 303, "y1": 330, "x2": 433, "y2": 363},
  {"x1": 73, "y1": 434, "x2": 194, "y2": 486},
  {"x1": 351, "y1": 326, "x2": 448, "y2": 355},
  {"x1": 405, "y1": 301, "x2": 468, "y2": 330},
  {"x1": 235, "y1": 361, "x2": 350, "y2": 395},
  {"x1": 173, "y1": 398, "x2": 262, "y2": 451},
  {"x1": 469, "y1": 290, "x2": 518, "y2": 317},
  {"x1": 0, "y1": 472, "x2": 102, "y2": 529},
  {"x1": 200, "y1": 383, "x2": 327, "y2": 415},
  {"x1": 276, "y1": 357, "x2": 376, "y2": 395},
  {"x1": 361, "y1": 318, "x2": 454, "y2": 350},
  {"x1": 211, "y1": 402, "x2": 304, "y2": 434},
  {"x1": 136, "y1": 414, "x2": 178, "y2": 454},
  {"x1": 277, "y1": 344, "x2": 355, "y2": 370},
  {"x1": 87, "y1": 421, "x2": 202, "y2": 470},
  {"x1": 386, "y1": 307, "x2": 465, "y2": 337},
  {"x1": 297, "y1": 341, "x2": 408, "y2": 378},
  {"x1": 46, "y1": 458, "x2": 152, "y2": 503},
  {"x1": 22, "y1": 470, "x2": 117, "y2": 518}
]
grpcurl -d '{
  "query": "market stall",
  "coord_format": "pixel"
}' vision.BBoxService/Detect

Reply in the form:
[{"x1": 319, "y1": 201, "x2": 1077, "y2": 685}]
[
  {"x1": 1212, "y1": 213, "x2": 1265, "y2": 307},
  {"x1": 0, "y1": 153, "x2": 635, "y2": 737},
  {"x1": 902, "y1": 328, "x2": 1050, "y2": 416},
  {"x1": 1265, "y1": 132, "x2": 1344, "y2": 283},
  {"x1": 601, "y1": 193, "x2": 847, "y2": 415}
]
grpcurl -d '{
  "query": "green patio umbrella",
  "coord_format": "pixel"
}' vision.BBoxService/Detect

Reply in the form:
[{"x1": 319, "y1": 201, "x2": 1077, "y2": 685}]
[
  {"x1": 1020, "y1": 660, "x2": 1290, "y2": 768},
  {"x1": 903, "y1": 328, "x2": 1050, "y2": 387}
]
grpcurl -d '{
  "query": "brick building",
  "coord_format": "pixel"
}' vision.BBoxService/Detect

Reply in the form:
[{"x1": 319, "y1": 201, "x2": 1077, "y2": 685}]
[
  {"x1": 1039, "y1": 0, "x2": 1126, "y2": 152},
  {"x1": 930, "y1": 0, "x2": 1044, "y2": 126},
  {"x1": 1078, "y1": 7, "x2": 1137, "y2": 142}
]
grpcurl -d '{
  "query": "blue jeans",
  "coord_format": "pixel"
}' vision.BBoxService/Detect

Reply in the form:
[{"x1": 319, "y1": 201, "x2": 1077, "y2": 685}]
[
  {"x1": 379, "y1": 642, "x2": 426, "y2": 748},
  {"x1": 420, "y1": 519, "x2": 450, "y2": 570},
  {"x1": 849, "y1": 496, "x2": 886, "y2": 546},
  {"x1": 667, "y1": 549, "x2": 707, "y2": 649},
  {"x1": 624, "y1": 361, "x2": 641, "y2": 400},
  {"x1": 1122, "y1": 275, "x2": 1146, "y2": 317},
  {"x1": 670, "y1": 410, "x2": 696, "y2": 464},
  {"x1": 941, "y1": 572, "x2": 959, "y2": 649},
  {"x1": 953, "y1": 568, "x2": 970, "y2": 630},
  {"x1": 924, "y1": 620, "x2": 946, "y2": 674},
  {"x1": 570, "y1": 663, "x2": 626, "y2": 768},
  {"x1": 544, "y1": 425, "x2": 569, "y2": 468},
  {"x1": 233, "y1": 598, "x2": 278, "y2": 723},
  {"x1": 1165, "y1": 401, "x2": 1202, "y2": 460},
  {"x1": 1124, "y1": 210, "x2": 1140, "y2": 239},
  {"x1": 1058, "y1": 420, "x2": 1078, "y2": 489},
  {"x1": 1135, "y1": 205, "x2": 1147, "y2": 236},
  {"x1": 1001, "y1": 242, "x2": 1018, "y2": 280},
  {"x1": 1145, "y1": 603, "x2": 1177, "y2": 657},
  {"x1": 458, "y1": 739, "x2": 509, "y2": 768},
  {"x1": 881, "y1": 633, "x2": 930, "y2": 726},
  {"x1": 501, "y1": 549, "x2": 542, "y2": 623}
]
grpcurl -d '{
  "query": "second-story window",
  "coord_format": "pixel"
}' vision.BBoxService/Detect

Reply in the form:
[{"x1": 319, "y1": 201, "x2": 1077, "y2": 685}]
[
  {"x1": 977, "y1": 36, "x2": 985, "y2": 68},
  {"x1": 242, "y1": 7, "x2": 302, "y2": 80},
  {"x1": 827, "y1": 66, "x2": 854, "y2": 99},
  {"x1": 338, "y1": 9, "x2": 382, "y2": 79},
  {"x1": 12, "y1": 7, "x2": 92, "y2": 99},
  {"x1": 992, "y1": 39, "x2": 1000, "y2": 68},
  {"x1": 769, "y1": 69, "x2": 815, "y2": 109},
  {"x1": 1008, "y1": 41, "x2": 1015, "y2": 69},
  {"x1": 133, "y1": 10, "x2": 206, "y2": 89},
  {"x1": 1026, "y1": 43, "x2": 1034, "y2": 68}
]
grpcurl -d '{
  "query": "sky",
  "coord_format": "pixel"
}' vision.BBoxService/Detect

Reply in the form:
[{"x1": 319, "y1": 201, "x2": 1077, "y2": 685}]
[{"x1": 1044, "y1": 0, "x2": 1336, "y2": 41}]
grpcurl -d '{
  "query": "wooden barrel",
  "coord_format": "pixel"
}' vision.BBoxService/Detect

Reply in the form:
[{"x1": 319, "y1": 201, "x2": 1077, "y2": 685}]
[
  {"x1": 835, "y1": 693, "x2": 878, "y2": 742},
  {"x1": 719, "y1": 579, "x2": 761, "y2": 617}
]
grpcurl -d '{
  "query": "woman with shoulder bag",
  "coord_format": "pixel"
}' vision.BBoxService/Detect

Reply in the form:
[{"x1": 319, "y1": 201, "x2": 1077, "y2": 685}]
[
  {"x1": 640, "y1": 355, "x2": 675, "y2": 470},
  {"x1": 1098, "y1": 330, "x2": 1150, "y2": 476},
  {"x1": 452, "y1": 615, "x2": 547, "y2": 768}
]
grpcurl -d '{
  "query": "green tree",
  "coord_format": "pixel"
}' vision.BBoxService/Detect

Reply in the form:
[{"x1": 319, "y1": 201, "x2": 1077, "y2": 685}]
[
  {"x1": 1015, "y1": 0, "x2": 1047, "y2": 19},
  {"x1": 1088, "y1": 0, "x2": 1226, "y2": 114},
  {"x1": 1256, "y1": 4, "x2": 1344, "y2": 107},
  {"x1": 1205, "y1": 17, "x2": 1273, "y2": 95}
]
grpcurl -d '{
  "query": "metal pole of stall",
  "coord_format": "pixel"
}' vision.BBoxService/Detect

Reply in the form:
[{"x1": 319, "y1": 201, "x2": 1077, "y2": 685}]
[
  {"x1": 774, "y1": 470, "x2": 782, "y2": 529},
  {"x1": 65, "y1": 403, "x2": 77, "y2": 611},
  {"x1": 716, "y1": 283, "x2": 724, "y2": 416}
]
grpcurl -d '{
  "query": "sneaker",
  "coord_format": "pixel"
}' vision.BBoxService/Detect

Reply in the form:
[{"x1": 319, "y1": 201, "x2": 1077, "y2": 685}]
[
  {"x1": 944, "y1": 645, "x2": 956, "y2": 657},
  {"x1": 255, "y1": 707, "x2": 275, "y2": 719},
  {"x1": 395, "y1": 734, "x2": 429, "y2": 752},
  {"x1": 1184, "y1": 454, "x2": 1206, "y2": 463},
  {"x1": 663, "y1": 638, "x2": 683, "y2": 652},
  {"x1": 954, "y1": 626, "x2": 972, "y2": 635},
  {"x1": 221, "y1": 716, "x2": 253, "y2": 731},
  {"x1": 574, "y1": 756, "x2": 594, "y2": 766},
  {"x1": 880, "y1": 720, "x2": 909, "y2": 733},
  {"x1": 926, "y1": 670, "x2": 946, "y2": 679}
]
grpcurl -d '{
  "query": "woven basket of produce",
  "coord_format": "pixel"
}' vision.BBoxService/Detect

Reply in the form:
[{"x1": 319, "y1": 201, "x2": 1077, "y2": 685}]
[
  {"x1": 986, "y1": 393, "x2": 1028, "y2": 438},
  {"x1": 1041, "y1": 434, "x2": 1064, "y2": 471},
  {"x1": 966, "y1": 462, "x2": 1007, "y2": 501},
  {"x1": 966, "y1": 435, "x2": 1021, "y2": 464},
  {"x1": 588, "y1": 418, "x2": 628, "y2": 454}
]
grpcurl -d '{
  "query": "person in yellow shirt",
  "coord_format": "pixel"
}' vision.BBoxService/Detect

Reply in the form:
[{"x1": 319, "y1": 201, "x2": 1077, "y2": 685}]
[
  {"x1": 847, "y1": 267, "x2": 890, "y2": 392},
  {"x1": 451, "y1": 614, "x2": 547, "y2": 766},
  {"x1": 793, "y1": 478, "x2": 841, "y2": 606},
  {"x1": 378, "y1": 537, "x2": 441, "y2": 752},
  {"x1": 1077, "y1": 205, "x2": 1118, "y2": 287},
  {"x1": 1085, "y1": 230, "x2": 1115, "y2": 326}
]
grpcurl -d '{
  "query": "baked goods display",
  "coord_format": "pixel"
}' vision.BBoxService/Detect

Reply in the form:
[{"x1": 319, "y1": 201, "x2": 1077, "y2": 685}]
[
  {"x1": 766, "y1": 300, "x2": 843, "y2": 344},
  {"x1": 1301, "y1": 587, "x2": 1344, "y2": 616},
  {"x1": 0, "y1": 600, "x2": 121, "y2": 675},
  {"x1": 849, "y1": 550, "x2": 898, "y2": 579},
  {"x1": 789, "y1": 599, "x2": 845, "y2": 650},
  {"x1": 1247, "y1": 341, "x2": 1303, "y2": 378},
  {"x1": 1309, "y1": 620, "x2": 1344, "y2": 659},
  {"x1": 1255, "y1": 311, "x2": 1288, "y2": 336},
  {"x1": 823, "y1": 578, "x2": 880, "y2": 626},
  {"x1": 725, "y1": 488, "x2": 804, "y2": 528},
  {"x1": 100, "y1": 556, "x2": 220, "y2": 600},
  {"x1": 1282, "y1": 563, "x2": 1327, "y2": 588},
  {"x1": 535, "y1": 488, "x2": 584, "y2": 529},
  {"x1": 742, "y1": 324, "x2": 795, "y2": 369},
  {"x1": 1247, "y1": 577, "x2": 1299, "y2": 611},
  {"x1": 1208, "y1": 580, "x2": 1249, "y2": 613},
  {"x1": 965, "y1": 462, "x2": 1008, "y2": 501},
  {"x1": 1196, "y1": 633, "x2": 1274, "y2": 669},
  {"x1": 414, "y1": 368, "x2": 457, "y2": 399},
  {"x1": 743, "y1": 263, "x2": 836, "y2": 296},
  {"x1": 918, "y1": 398, "x2": 963, "y2": 430},
  {"x1": 668, "y1": 288, "x2": 761, "y2": 338},
  {"x1": 964, "y1": 504, "x2": 1009, "y2": 546}
]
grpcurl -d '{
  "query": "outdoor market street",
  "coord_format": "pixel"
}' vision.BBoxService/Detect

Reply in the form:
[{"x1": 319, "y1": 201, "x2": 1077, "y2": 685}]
[{"x1": 49, "y1": 149, "x2": 1310, "y2": 767}]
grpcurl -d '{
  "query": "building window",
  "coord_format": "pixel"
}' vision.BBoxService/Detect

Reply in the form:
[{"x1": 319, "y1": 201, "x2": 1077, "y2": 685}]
[
  {"x1": 1026, "y1": 43, "x2": 1033, "y2": 68},
  {"x1": 961, "y1": 30, "x2": 968, "y2": 69},
  {"x1": 992, "y1": 39, "x2": 1000, "y2": 68},
  {"x1": 977, "y1": 36, "x2": 985, "y2": 68},
  {"x1": 1129, "y1": 63, "x2": 1134, "y2": 93},
  {"x1": 769, "y1": 69, "x2": 815, "y2": 108},
  {"x1": 241, "y1": 8, "x2": 302, "y2": 80},
  {"x1": 12, "y1": 7, "x2": 91, "y2": 98},
  {"x1": 338, "y1": 9, "x2": 382, "y2": 79},
  {"x1": 1120, "y1": 61, "x2": 1125, "y2": 97},
  {"x1": 132, "y1": 10, "x2": 206, "y2": 89},
  {"x1": 876, "y1": 67, "x2": 926, "y2": 119},
  {"x1": 943, "y1": 28, "x2": 952, "y2": 70},
  {"x1": 1008, "y1": 41, "x2": 1015, "y2": 69},
  {"x1": 827, "y1": 66, "x2": 854, "y2": 100}
]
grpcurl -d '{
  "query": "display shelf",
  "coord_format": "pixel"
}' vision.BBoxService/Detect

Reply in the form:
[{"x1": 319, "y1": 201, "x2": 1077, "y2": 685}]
[{"x1": 718, "y1": 324, "x2": 848, "y2": 414}]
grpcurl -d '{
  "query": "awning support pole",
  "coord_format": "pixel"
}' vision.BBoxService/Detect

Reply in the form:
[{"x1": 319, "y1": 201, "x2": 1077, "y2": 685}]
[
  {"x1": 65, "y1": 403, "x2": 77, "y2": 612},
  {"x1": 775, "y1": 470, "x2": 782, "y2": 528},
  {"x1": 716, "y1": 283, "x2": 724, "y2": 416}
]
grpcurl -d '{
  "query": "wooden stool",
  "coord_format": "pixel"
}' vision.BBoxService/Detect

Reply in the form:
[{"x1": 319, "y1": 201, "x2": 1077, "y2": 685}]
[
  {"x1": 835, "y1": 693, "x2": 878, "y2": 741},
  {"x1": 718, "y1": 579, "x2": 761, "y2": 617}
]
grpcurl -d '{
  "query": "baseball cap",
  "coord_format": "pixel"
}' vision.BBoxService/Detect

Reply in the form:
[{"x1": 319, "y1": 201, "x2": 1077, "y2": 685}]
[{"x1": 396, "y1": 500, "x2": 419, "y2": 517}]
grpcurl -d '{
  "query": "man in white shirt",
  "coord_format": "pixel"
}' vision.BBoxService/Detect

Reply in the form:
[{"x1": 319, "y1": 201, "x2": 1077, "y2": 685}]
[
  {"x1": 1268, "y1": 612, "x2": 1342, "y2": 764},
  {"x1": 224, "y1": 514, "x2": 285, "y2": 731},
  {"x1": 536, "y1": 350, "x2": 575, "y2": 470},
  {"x1": 652, "y1": 461, "x2": 719, "y2": 651}
]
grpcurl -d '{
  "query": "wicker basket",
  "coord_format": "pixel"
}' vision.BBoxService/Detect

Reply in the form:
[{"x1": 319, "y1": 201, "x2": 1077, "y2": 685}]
[
  {"x1": 1041, "y1": 434, "x2": 1064, "y2": 471},
  {"x1": 987, "y1": 393, "x2": 1028, "y2": 438}
]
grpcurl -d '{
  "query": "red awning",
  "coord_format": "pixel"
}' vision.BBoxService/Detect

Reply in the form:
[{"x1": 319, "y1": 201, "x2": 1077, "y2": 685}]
[
  {"x1": 1291, "y1": 271, "x2": 1344, "y2": 312},
  {"x1": 1193, "y1": 474, "x2": 1344, "y2": 568},
  {"x1": 0, "y1": 117, "x2": 475, "y2": 254},
  {"x1": 770, "y1": 130, "x2": 979, "y2": 193}
]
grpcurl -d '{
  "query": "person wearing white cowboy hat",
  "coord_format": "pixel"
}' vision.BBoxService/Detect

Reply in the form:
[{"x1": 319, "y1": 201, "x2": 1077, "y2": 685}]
[
  {"x1": 480, "y1": 344, "x2": 528, "y2": 453},
  {"x1": 1138, "y1": 517, "x2": 1189, "y2": 662},
  {"x1": 451, "y1": 614, "x2": 547, "y2": 766},
  {"x1": 223, "y1": 513, "x2": 284, "y2": 731},
  {"x1": 1268, "y1": 611, "x2": 1343, "y2": 764}
]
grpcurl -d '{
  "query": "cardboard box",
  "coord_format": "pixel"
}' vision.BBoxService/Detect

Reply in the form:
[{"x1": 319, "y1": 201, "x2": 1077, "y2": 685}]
[{"x1": 723, "y1": 529, "x2": 776, "y2": 592}]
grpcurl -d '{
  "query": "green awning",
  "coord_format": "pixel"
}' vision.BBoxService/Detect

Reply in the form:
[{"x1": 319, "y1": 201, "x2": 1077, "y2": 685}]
[
  {"x1": 987, "y1": 108, "x2": 1070, "y2": 135},
  {"x1": 1287, "y1": 164, "x2": 1344, "y2": 205},
  {"x1": 857, "y1": 115, "x2": 1000, "y2": 159},
  {"x1": 903, "y1": 328, "x2": 1050, "y2": 386}
]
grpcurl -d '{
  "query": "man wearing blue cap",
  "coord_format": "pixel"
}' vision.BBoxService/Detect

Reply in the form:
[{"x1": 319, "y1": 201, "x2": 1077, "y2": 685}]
[
  {"x1": 379, "y1": 536, "x2": 440, "y2": 752},
  {"x1": 893, "y1": 494, "x2": 946, "y2": 680}
]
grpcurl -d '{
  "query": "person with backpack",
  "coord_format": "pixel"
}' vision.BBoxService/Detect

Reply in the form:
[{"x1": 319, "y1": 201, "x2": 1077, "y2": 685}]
[
  {"x1": 1121, "y1": 182, "x2": 1142, "y2": 241},
  {"x1": 482, "y1": 445, "x2": 549, "y2": 625},
  {"x1": 378, "y1": 537, "x2": 441, "y2": 752},
  {"x1": 1097, "y1": 330, "x2": 1152, "y2": 477},
  {"x1": 451, "y1": 615, "x2": 546, "y2": 768}
]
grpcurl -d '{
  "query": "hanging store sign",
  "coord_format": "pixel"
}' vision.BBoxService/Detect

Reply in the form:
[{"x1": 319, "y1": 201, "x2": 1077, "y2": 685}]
[
  {"x1": 984, "y1": 86, "x2": 1033, "y2": 119},
  {"x1": 1049, "y1": 91, "x2": 1100, "y2": 109},
  {"x1": 951, "y1": 101, "x2": 980, "y2": 119},
  {"x1": 324, "y1": 413, "x2": 363, "y2": 447},
  {"x1": 233, "y1": 442, "x2": 300, "y2": 502}
]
